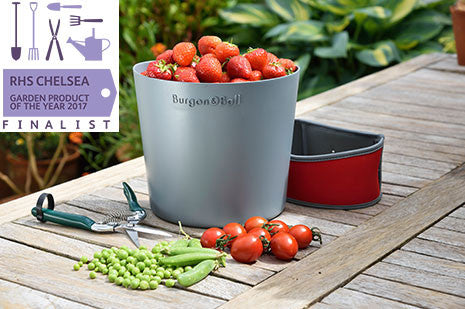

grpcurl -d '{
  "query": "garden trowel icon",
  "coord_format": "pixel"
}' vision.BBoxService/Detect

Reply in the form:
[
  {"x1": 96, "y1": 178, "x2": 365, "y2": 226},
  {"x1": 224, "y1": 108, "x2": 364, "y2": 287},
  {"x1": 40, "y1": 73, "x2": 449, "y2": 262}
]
[{"x1": 11, "y1": 2, "x2": 21, "y2": 60}]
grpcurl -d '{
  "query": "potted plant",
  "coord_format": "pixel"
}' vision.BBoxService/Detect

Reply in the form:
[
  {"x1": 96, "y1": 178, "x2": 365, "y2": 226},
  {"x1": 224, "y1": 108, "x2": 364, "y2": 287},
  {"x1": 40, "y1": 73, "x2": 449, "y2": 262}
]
[
  {"x1": 451, "y1": 0, "x2": 465, "y2": 65},
  {"x1": 0, "y1": 133, "x2": 82, "y2": 201}
]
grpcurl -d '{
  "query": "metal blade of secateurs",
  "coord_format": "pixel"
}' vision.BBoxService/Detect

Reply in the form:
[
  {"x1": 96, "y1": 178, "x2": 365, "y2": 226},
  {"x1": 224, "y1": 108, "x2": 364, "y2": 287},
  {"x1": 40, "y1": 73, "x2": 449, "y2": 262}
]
[
  {"x1": 131, "y1": 225, "x2": 172, "y2": 237},
  {"x1": 124, "y1": 229, "x2": 140, "y2": 248}
]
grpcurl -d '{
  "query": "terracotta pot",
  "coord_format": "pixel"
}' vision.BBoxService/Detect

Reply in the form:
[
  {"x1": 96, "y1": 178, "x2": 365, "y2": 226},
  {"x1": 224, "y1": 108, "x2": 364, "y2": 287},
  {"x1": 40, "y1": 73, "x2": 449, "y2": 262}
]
[
  {"x1": 451, "y1": 4, "x2": 465, "y2": 66},
  {"x1": 6, "y1": 145, "x2": 81, "y2": 193}
]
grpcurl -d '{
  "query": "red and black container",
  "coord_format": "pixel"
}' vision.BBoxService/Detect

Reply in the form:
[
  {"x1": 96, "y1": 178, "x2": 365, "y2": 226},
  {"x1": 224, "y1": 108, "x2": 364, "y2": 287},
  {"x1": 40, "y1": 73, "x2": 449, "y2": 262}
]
[{"x1": 287, "y1": 119, "x2": 384, "y2": 209}]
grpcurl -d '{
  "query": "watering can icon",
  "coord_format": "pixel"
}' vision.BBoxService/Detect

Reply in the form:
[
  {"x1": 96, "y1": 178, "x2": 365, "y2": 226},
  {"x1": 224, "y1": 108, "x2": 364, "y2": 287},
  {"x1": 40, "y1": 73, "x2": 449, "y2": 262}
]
[{"x1": 67, "y1": 28, "x2": 110, "y2": 61}]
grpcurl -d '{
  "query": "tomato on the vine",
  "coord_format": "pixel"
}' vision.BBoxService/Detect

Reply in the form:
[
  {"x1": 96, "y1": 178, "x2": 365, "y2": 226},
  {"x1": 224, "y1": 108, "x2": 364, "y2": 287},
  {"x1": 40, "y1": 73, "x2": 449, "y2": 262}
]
[
  {"x1": 270, "y1": 232, "x2": 298, "y2": 260},
  {"x1": 248, "y1": 227, "x2": 271, "y2": 242},
  {"x1": 267, "y1": 220, "x2": 289, "y2": 234},
  {"x1": 200, "y1": 227, "x2": 225, "y2": 248},
  {"x1": 244, "y1": 216, "x2": 268, "y2": 232},
  {"x1": 223, "y1": 222, "x2": 247, "y2": 247},
  {"x1": 230, "y1": 234, "x2": 263, "y2": 263},
  {"x1": 289, "y1": 224, "x2": 312, "y2": 249}
]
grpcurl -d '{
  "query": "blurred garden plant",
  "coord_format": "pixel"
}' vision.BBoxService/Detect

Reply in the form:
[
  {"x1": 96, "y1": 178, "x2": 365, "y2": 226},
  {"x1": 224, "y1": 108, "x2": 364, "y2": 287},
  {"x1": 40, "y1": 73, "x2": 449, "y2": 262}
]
[
  {"x1": 0, "y1": 133, "x2": 81, "y2": 195},
  {"x1": 217, "y1": 0, "x2": 455, "y2": 99}
]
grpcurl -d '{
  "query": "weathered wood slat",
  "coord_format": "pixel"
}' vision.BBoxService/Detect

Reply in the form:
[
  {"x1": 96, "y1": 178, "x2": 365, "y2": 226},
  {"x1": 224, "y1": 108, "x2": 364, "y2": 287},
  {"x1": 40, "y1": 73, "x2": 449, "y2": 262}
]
[
  {"x1": 435, "y1": 216, "x2": 465, "y2": 233},
  {"x1": 349, "y1": 203, "x2": 390, "y2": 216},
  {"x1": 295, "y1": 53, "x2": 447, "y2": 116},
  {"x1": 320, "y1": 288, "x2": 419, "y2": 309},
  {"x1": 0, "y1": 238, "x2": 225, "y2": 309},
  {"x1": 405, "y1": 68, "x2": 465, "y2": 90},
  {"x1": 285, "y1": 203, "x2": 371, "y2": 226},
  {"x1": 402, "y1": 238, "x2": 465, "y2": 263},
  {"x1": 382, "y1": 172, "x2": 430, "y2": 188},
  {"x1": 381, "y1": 183, "x2": 417, "y2": 197},
  {"x1": 345, "y1": 274, "x2": 465, "y2": 309},
  {"x1": 383, "y1": 250, "x2": 465, "y2": 280},
  {"x1": 377, "y1": 194, "x2": 403, "y2": 206},
  {"x1": 363, "y1": 262, "x2": 465, "y2": 297},
  {"x1": 428, "y1": 56, "x2": 465, "y2": 74},
  {"x1": 0, "y1": 278, "x2": 93, "y2": 309},
  {"x1": 382, "y1": 162, "x2": 445, "y2": 180},
  {"x1": 450, "y1": 206, "x2": 465, "y2": 219},
  {"x1": 0, "y1": 157, "x2": 146, "y2": 225},
  {"x1": 418, "y1": 226, "x2": 465, "y2": 248},
  {"x1": 335, "y1": 95, "x2": 465, "y2": 126},
  {"x1": 221, "y1": 163, "x2": 465, "y2": 308},
  {"x1": 0, "y1": 220, "x2": 249, "y2": 301},
  {"x1": 359, "y1": 79, "x2": 465, "y2": 111}
]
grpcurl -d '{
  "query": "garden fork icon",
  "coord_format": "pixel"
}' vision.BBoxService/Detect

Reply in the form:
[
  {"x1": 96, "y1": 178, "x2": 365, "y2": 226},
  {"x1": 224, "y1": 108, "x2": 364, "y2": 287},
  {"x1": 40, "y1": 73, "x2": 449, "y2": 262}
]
[{"x1": 46, "y1": 19, "x2": 64, "y2": 61}]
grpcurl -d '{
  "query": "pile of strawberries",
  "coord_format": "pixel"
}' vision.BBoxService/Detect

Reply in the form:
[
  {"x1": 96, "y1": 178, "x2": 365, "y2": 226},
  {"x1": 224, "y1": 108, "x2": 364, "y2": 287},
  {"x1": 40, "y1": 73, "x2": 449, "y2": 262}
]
[{"x1": 141, "y1": 36, "x2": 297, "y2": 83}]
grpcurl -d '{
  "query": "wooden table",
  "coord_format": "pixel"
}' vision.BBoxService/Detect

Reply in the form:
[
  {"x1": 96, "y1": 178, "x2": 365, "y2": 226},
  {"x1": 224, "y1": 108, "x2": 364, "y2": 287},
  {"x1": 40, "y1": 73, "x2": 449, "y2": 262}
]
[{"x1": 1, "y1": 53, "x2": 464, "y2": 309}]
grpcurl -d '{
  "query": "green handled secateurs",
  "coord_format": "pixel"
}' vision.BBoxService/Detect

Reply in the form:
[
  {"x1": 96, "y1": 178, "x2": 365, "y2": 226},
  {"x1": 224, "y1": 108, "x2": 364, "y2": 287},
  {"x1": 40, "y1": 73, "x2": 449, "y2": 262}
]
[{"x1": 31, "y1": 182, "x2": 172, "y2": 247}]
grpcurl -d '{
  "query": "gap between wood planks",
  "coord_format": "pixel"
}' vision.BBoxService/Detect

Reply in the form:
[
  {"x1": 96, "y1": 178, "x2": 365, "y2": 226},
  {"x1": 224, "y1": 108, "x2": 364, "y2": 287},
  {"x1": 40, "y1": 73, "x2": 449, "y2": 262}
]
[{"x1": 220, "y1": 163, "x2": 465, "y2": 309}]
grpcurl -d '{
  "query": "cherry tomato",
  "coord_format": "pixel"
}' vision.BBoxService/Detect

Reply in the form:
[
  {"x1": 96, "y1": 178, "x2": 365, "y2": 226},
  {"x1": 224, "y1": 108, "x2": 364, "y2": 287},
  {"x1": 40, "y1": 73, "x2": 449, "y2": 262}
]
[
  {"x1": 244, "y1": 216, "x2": 268, "y2": 232},
  {"x1": 223, "y1": 222, "x2": 247, "y2": 247},
  {"x1": 248, "y1": 227, "x2": 271, "y2": 242},
  {"x1": 200, "y1": 227, "x2": 225, "y2": 248},
  {"x1": 230, "y1": 234, "x2": 263, "y2": 263},
  {"x1": 267, "y1": 220, "x2": 289, "y2": 234},
  {"x1": 270, "y1": 232, "x2": 298, "y2": 260},
  {"x1": 289, "y1": 224, "x2": 312, "y2": 249}
]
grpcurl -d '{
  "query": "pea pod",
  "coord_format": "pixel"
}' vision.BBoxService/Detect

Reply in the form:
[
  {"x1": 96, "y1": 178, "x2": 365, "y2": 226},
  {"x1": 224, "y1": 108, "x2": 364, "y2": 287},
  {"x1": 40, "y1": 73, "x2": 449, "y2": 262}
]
[
  {"x1": 188, "y1": 238, "x2": 202, "y2": 248},
  {"x1": 170, "y1": 238, "x2": 189, "y2": 248},
  {"x1": 159, "y1": 252, "x2": 225, "y2": 267},
  {"x1": 177, "y1": 260, "x2": 217, "y2": 287},
  {"x1": 163, "y1": 247, "x2": 219, "y2": 256}
]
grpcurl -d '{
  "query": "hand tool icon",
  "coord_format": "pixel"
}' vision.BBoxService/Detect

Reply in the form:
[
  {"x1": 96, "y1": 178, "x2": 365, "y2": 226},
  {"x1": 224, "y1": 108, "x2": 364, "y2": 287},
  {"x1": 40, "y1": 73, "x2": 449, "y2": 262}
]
[
  {"x1": 28, "y1": 2, "x2": 39, "y2": 60},
  {"x1": 46, "y1": 19, "x2": 63, "y2": 61},
  {"x1": 11, "y1": 2, "x2": 21, "y2": 61},
  {"x1": 70, "y1": 15, "x2": 103, "y2": 27}
]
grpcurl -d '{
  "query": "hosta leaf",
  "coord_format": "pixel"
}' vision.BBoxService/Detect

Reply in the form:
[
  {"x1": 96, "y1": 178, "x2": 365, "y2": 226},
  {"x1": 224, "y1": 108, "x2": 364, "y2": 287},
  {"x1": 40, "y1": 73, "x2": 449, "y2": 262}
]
[
  {"x1": 219, "y1": 4, "x2": 280, "y2": 27},
  {"x1": 265, "y1": 0, "x2": 311, "y2": 21},
  {"x1": 265, "y1": 20, "x2": 327, "y2": 43},
  {"x1": 325, "y1": 16, "x2": 351, "y2": 33},
  {"x1": 401, "y1": 41, "x2": 443, "y2": 60},
  {"x1": 354, "y1": 6, "x2": 392, "y2": 19},
  {"x1": 309, "y1": 0, "x2": 380, "y2": 15},
  {"x1": 384, "y1": 0, "x2": 418, "y2": 25},
  {"x1": 355, "y1": 41, "x2": 400, "y2": 67},
  {"x1": 294, "y1": 53, "x2": 312, "y2": 81},
  {"x1": 298, "y1": 74, "x2": 337, "y2": 100},
  {"x1": 416, "y1": 0, "x2": 453, "y2": 9},
  {"x1": 315, "y1": 31, "x2": 349, "y2": 58}
]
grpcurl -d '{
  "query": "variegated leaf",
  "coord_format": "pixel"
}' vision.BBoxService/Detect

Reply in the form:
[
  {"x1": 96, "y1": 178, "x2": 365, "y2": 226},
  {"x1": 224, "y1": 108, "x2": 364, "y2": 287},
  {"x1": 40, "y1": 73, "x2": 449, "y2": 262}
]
[
  {"x1": 219, "y1": 4, "x2": 280, "y2": 27},
  {"x1": 265, "y1": 0, "x2": 311, "y2": 21}
]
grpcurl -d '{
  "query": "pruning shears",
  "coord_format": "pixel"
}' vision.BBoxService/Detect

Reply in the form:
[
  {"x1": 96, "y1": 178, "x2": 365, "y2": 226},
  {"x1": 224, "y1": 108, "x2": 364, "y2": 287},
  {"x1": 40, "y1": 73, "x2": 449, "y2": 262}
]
[{"x1": 31, "y1": 182, "x2": 172, "y2": 247}]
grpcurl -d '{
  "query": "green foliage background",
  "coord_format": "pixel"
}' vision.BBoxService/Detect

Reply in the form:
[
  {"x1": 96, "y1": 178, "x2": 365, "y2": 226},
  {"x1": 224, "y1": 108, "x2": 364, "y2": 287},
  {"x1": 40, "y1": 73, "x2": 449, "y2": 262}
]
[{"x1": 86, "y1": 0, "x2": 456, "y2": 171}]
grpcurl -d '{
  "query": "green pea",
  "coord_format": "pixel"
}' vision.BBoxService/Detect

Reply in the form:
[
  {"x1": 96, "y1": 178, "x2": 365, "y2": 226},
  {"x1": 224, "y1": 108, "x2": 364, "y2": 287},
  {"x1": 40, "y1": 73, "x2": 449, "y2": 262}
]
[
  {"x1": 172, "y1": 270, "x2": 181, "y2": 279},
  {"x1": 156, "y1": 267, "x2": 165, "y2": 272},
  {"x1": 161, "y1": 241, "x2": 169, "y2": 246},
  {"x1": 165, "y1": 279, "x2": 176, "y2": 288},
  {"x1": 73, "y1": 264, "x2": 80, "y2": 271},
  {"x1": 80, "y1": 256, "x2": 89, "y2": 264},
  {"x1": 150, "y1": 264, "x2": 158, "y2": 270},
  {"x1": 151, "y1": 246, "x2": 161, "y2": 254},
  {"x1": 109, "y1": 269, "x2": 118, "y2": 277},
  {"x1": 141, "y1": 275, "x2": 150, "y2": 282},
  {"x1": 102, "y1": 267, "x2": 109, "y2": 275},
  {"x1": 127, "y1": 256, "x2": 136, "y2": 264},
  {"x1": 131, "y1": 267, "x2": 140, "y2": 275},
  {"x1": 149, "y1": 280, "x2": 159, "y2": 289},
  {"x1": 111, "y1": 246, "x2": 118, "y2": 253},
  {"x1": 136, "y1": 274, "x2": 144, "y2": 280},
  {"x1": 175, "y1": 267, "x2": 184, "y2": 273},
  {"x1": 92, "y1": 258, "x2": 99, "y2": 263},
  {"x1": 139, "y1": 280, "x2": 149, "y2": 290},
  {"x1": 93, "y1": 252, "x2": 102, "y2": 259},
  {"x1": 153, "y1": 275, "x2": 162, "y2": 284},
  {"x1": 120, "y1": 260, "x2": 127, "y2": 266},
  {"x1": 120, "y1": 245, "x2": 130, "y2": 252},
  {"x1": 130, "y1": 279, "x2": 140, "y2": 289},
  {"x1": 122, "y1": 278, "x2": 131, "y2": 288},
  {"x1": 163, "y1": 270, "x2": 171, "y2": 279},
  {"x1": 115, "y1": 276, "x2": 124, "y2": 286},
  {"x1": 136, "y1": 252, "x2": 146, "y2": 262},
  {"x1": 119, "y1": 267, "x2": 127, "y2": 276},
  {"x1": 143, "y1": 268, "x2": 152, "y2": 276},
  {"x1": 154, "y1": 253, "x2": 163, "y2": 260},
  {"x1": 139, "y1": 245, "x2": 148, "y2": 251},
  {"x1": 100, "y1": 258, "x2": 106, "y2": 265},
  {"x1": 151, "y1": 269, "x2": 157, "y2": 276},
  {"x1": 136, "y1": 261, "x2": 146, "y2": 271},
  {"x1": 144, "y1": 259, "x2": 152, "y2": 267},
  {"x1": 113, "y1": 263, "x2": 121, "y2": 271},
  {"x1": 145, "y1": 252, "x2": 154, "y2": 259},
  {"x1": 129, "y1": 249, "x2": 137, "y2": 256},
  {"x1": 156, "y1": 271, "x2": 164, "y2": 278},
  {"x1": 102, "y1": 251, "x2": 111, "y2": 260},
  {"x1": 89, "y1": 271, "x2": 97, "y2": 279},
  {"x1": 78, "y1": 261, "x2": 83, "y2": 267},
  {"x1": 108, "y1": 273, "x2": 117, "y2": 283},
  {"x1": 184, "y1": 266, "x2": 193, "y2": 272},
  {"x1": 123, "y1": 271, "x2": 131, "y2": 278},
  {"x1": 129, "y1": 276, "x2": 136, "y2": 281},
  {"x1": 87, "y1": 263, "x2": 95, "y2": 270},
  {"x1": 117, "y1": 249, "x2": 128, "y2": 260}
]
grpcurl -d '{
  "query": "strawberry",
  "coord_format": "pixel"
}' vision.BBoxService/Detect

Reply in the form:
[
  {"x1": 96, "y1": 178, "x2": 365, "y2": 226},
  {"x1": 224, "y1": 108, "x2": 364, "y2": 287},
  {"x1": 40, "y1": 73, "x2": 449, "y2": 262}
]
[
  {"x1": 200, "y1": 53, "x2": 216, "y2": 61},
  {"x1": 278, "y1": 58, "x2": 297, "y2": 73},
  {"x1": 220, "y1": 72, "x2": 231, "y2": 83},
  {"x1": 195, "y1": 57, "x2": 223, "y2": 82},
  {"x1": 267, "y1": 52, "x2": 279, "y2": 64},
  {"x1": 173, "y1": 42, "x2": 197, "y2": 66},
  {"x1": 141, "y1": 71, "x2": 148, "y2": 76},
  {"x1": 244, "y1": 48, "x2": 268, "y2": 71},
  {"x1": 190, "y1": 55, "x2": 201, "y2": 68},
  {"x1": 214, "y1": 42, "x2": 240, "y2": 63},
  {"x1": 146, "y1": 60, "x2": 173, "y2": 80},
  {"x1": 198, "y1": 36, "x2": 222, "y2": 56},
  {"x1": 174, "y1": 67, "x2": 199, "y2": 83},
  {"x1": 262, "y1": 62, "x2": 286, "y2": 79},
  {"x1": 249, "y1": 70, "x2": 262, "y2": 81},
  {"x1": 227, "y1": 56, "x2": 252, "y2": 80},
  {"x1": 156, "y1": 49, "x2": 174, "y2": 64},
  {"x1": 231, "y1": 78, "x2": 249, "y2": 83}
]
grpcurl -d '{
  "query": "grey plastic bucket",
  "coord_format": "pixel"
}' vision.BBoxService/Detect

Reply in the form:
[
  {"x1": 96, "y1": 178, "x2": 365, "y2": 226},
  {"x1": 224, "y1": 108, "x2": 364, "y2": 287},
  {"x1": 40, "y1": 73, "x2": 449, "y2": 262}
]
[{"x1": 133, "y1": 61, "x2": 300, "y2": 227}]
